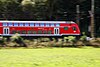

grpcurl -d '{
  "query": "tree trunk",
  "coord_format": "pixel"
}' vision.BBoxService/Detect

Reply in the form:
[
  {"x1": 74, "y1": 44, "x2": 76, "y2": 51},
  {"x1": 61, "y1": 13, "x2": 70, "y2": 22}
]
[{"x1": 90, "y1": 14, "x2": 95, "y2": 38}]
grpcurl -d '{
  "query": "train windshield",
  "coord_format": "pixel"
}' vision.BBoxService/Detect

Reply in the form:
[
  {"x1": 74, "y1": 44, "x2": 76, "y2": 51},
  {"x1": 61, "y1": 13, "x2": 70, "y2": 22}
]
[{"x1": 72, "y1": 27, "x2": 77, "y2": 30}]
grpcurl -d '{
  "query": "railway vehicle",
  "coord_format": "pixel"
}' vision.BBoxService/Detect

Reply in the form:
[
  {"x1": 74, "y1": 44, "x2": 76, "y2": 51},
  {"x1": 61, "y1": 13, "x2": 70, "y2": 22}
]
[{"x1": 0, "y1": 21, "x2": 80, "y2": 36}]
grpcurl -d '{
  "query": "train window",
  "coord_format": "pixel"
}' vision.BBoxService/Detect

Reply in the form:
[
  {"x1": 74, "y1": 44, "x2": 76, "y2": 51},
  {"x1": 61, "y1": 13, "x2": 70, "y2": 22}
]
[
  {"x1": 51, "y1": 23, "x2": 54, "y2": 27},
  {"x1": 48, "y1": 30, "x2": 52, "y2": 34},
  {"x1": 43, "y1": 31, "x2": 47, "y2": 34},
  {"x1": 19, "y1": 23, "x2": 24, "y2": 26},
  {"x1": 64, "y1": 27, "x2": 68, "y2": 30},
  {"x1": 72, "y1": 27, "x2": 77, "y2": 30},
  {"x1": 11, "y1": 30, "x2": 16, "y2": 34},
  {"x1": 17, "y1": 31, "x2": 20, "y2": 34},
  {"x1": 35, "y1": 23, "x2": 39, "y2": 26},
  {"x1": 38, "y1": 30, "x2": 42, "y2": 34},
  {"x1": 14, "y1": 23, "x2": 18, "y2": 26},
  {"x1": 46, "y1": 23, "x2": 49, "y2": 27},
  {"x1": 25, "y1": 23, "x2": 29, "y2": 26},
  {"x1": 56, "y1": 23, "x2": 60, "y2": 27},
  {"x1": 40, "y1": 23, "x2": 44, "y2": 27},
  {"x1": 30, "y1": 23, "x2": 34, "y2": 26},
  {"x1": 8, "y1": 23, "x2": 13, "y2": 26},
  {"x1": 21, "y1": 30, "x2": 26, "y2": 34},
  {"x1": 27, "y1": 31, "x2": 32, "y2": 34},
  {"x1": 33, "y1": 31, "x2": 36, "y2": 34},
  {"x1": 3, "y1": 23, "x2": 7, "y2": 26}
]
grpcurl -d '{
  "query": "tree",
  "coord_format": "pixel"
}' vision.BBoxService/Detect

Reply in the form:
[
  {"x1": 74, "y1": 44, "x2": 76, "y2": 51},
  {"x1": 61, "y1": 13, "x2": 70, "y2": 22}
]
[
  {"x1": 21, "y1": 0, "x2": 48, "y2": 20},
  {"x1": 0, "y1": 0, "x2": 21, "y2": 20},
  {"x1": 95, "y1": 0, "x2": 100, "y2": 36},
  {"x1": 21, "y1": 0, "x2": 35, "y2": 20},
  {"x1": 0, "y1": 1, "x2": 5, "y2": 19}
]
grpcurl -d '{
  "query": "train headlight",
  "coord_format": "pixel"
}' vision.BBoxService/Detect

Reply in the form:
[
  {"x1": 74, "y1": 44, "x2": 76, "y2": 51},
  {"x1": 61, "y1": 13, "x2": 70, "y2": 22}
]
[{"x1": 74, "y1": 31, "x2": 76, "y2": 32}]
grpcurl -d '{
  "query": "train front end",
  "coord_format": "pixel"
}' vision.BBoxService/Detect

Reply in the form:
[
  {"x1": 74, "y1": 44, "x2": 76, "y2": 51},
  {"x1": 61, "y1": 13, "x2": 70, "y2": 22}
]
[{"x1": 60, "y1": 21, "x2": 80, "y2": 36}]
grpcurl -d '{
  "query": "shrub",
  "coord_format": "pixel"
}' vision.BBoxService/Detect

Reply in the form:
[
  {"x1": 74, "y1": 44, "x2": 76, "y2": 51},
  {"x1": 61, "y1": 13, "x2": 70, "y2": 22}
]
[
  {"x1": 63, "y1": 36, "x2": 76, "y2": 47},
  {"x1": 89, "y1": 38, "x2": 100, "y2": 47},
  {"x1": 80, "y1": 32, "x2": 87, "y2": 41},
  {"x1": 10, "y1": 33, "x2": 27, "y2": 47},
  {"x1": 40, "y1": 38, "x2": 50, "y2": 42},
  {"x1": 0, "y1": 36, "x2": 7, "y2": 47},
  {"x1": 6, "y1": 42, "x2": 20, "y2": 47}
]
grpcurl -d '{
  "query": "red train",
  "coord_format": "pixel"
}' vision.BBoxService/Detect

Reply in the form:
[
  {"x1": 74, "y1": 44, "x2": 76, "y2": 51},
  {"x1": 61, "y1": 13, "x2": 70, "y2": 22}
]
[{"x1": 0, "y1": 21, "x2": 80, "y2": 36}]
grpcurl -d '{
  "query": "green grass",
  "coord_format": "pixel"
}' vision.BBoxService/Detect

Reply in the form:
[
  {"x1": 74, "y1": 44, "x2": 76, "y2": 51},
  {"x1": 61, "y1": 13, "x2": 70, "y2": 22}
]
[{"x1": 0, "y1": 47, "x2": 100, "y2": 67}]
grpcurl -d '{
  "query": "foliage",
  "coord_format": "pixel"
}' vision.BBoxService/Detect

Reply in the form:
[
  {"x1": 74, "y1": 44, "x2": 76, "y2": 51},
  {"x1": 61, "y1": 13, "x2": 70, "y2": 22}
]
[
  {"x1": 10, "y1": 33, "x2": 21, "y2": 41},
  {"x1": 21, "y1": 0, "x2": 35, "y2": 12},
  {"x1": 89, "y1": 38, "x2": 100, "y2": 47},
  {"x1": 66, "y1": 36, "x2": 76, "y2": 42},
  {"x1": 63, "y1": 36, "x2": 76, "y2": 46},
  {"x1": 80, "y1": 32, "x2": 87, "y2": 41},
  {"x1": 0, "y1": 0, "x2": 21, "y2": 20},
  {"x1": 10, "y1": 33, "x2": 27, "y2": 47},
  {"x1": 0, "y1": 0, "x2": 99, "y2": 20},
  {"x1": 0, "y1": 35, "x2": 100, "y2": 47},
  {"x1": 0, "y1": 36, "x2": 4, "y2": 46},
  {"x1": 0, "y1": 36, "x2": 7, "y2": 47},
  {"x1": 0, "y1": 0, "x2": 99, "y2": 21}
]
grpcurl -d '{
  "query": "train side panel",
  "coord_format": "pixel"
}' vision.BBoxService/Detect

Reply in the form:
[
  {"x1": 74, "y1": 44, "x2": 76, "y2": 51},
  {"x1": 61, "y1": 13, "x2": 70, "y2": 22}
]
[{"x1": 9, "y1": 27, "x2": 54, "y2": 35}]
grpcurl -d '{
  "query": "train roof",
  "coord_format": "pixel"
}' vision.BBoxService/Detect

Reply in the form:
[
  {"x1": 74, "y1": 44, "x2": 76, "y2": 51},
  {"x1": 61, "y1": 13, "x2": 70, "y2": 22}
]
[{"x1": 0, "y1": 21, "x2": 75, "y2": 23}]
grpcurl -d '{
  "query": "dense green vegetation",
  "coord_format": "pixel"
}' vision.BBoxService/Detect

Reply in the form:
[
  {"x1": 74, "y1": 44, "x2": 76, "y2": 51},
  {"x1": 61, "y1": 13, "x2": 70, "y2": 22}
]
[
  {"x1": 0, "y1": 35, "x2": 100, "y2": 47},
  {"x1": 0, "y1": 47, "x2": 100, "y2": 67},
  {"x1": 0, "y1": 0, "x2": 99, "y2": 21}
]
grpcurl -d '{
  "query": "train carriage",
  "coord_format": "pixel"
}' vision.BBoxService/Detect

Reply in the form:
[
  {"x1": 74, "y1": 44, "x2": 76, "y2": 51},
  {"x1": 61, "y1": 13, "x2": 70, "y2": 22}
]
[{"x1": 0, "y1": 21, "x2": 80, "y2": 36}]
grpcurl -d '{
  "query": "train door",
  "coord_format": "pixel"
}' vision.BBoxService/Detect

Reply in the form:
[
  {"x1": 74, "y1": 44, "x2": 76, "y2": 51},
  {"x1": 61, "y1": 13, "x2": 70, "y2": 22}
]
[
  {"x1": 54, "y1": 28, "x2": 59, "y2": 35},
  {"x1": 3, "y1": 27, "x2": 9, "y2": 35}
]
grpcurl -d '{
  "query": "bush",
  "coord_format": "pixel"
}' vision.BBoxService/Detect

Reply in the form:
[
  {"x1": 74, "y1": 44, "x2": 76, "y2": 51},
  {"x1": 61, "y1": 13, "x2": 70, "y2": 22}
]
[
  {"x1": 89, "y1": 38, "x2": 100, "y2": 47},
  {"x1": 80, "y1": 32, "x2": 87, "y2": 41},
  {"x1": 6, "y1": 42, "x2": 20, "y2": 47},
  {"x1": 0, "y1": 36, "x2": 7, "y2": 47},
  {"x1": 63, "y1": 36, "x2": 76, "y2": 47},
  {"x1": 10, "y1": 33, "x2": 27, "y2": 47}
]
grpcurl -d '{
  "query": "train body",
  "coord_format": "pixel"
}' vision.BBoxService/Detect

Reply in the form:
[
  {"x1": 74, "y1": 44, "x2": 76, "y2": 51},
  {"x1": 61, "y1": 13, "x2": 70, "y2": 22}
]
[{"x1": 0, "y1": 21, "x2": 80, "y2": 36}]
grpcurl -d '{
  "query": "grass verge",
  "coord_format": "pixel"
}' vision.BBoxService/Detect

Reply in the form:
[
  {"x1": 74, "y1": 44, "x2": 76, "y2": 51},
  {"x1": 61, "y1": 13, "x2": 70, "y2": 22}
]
[{"x1": 0, "y1": 47, "x2": 100, "y2": 67}]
